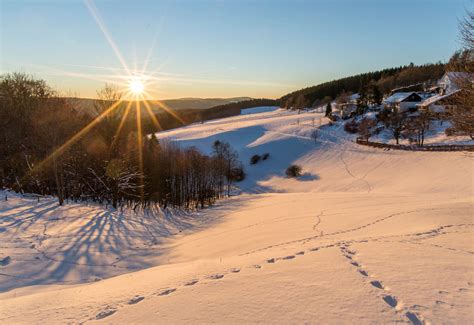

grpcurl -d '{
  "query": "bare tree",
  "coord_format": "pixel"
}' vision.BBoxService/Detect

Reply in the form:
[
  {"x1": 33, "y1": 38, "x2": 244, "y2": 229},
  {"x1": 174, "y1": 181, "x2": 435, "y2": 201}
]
[
  {"x1": 358, "y1": 118, "x2": 376, "y2": 141},
  {"x1": 447, "y1": 9, "x2": 474, "y2": 139}
]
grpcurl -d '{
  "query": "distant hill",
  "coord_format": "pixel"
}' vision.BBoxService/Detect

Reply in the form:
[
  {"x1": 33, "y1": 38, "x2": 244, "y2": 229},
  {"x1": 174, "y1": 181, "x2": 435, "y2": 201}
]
[
  {"x1": 160, "y1": 97, "x2": 253, "y2": 110},
  {"x1": 67, "y1": 96, "x2": 253, "y2": 116}
]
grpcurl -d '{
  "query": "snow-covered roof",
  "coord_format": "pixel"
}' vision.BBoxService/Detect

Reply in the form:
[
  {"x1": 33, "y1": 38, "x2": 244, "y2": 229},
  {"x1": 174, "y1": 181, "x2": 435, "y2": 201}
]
[
  {"x1": 383, "y1": 92, "x2": 417, "y2": 104},
  {"x1": 438, "y1": 72, "x2": 473, "y2": 91},
  {"x1": 348, "y1": 93, "x2": 360, "y2": 101},
  {"x1": 418, "y1": 89, "x2": 461, "y2": 107},
  {"x1": 443, "y1": 72, "x2": 471, "y2": 81}
]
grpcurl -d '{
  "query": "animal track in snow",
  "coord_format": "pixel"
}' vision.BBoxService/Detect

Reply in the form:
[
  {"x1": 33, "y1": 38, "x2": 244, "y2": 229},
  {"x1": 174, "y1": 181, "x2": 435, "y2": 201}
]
[
  {"x1": 358, "y1": 269, "x2": 368, "y2": 277},
  {"x1": 96, "y1": 309, "x2": 117, "y2": 319},
  {"x1": 128, "y1": 296, "x2": 144, "y2": 305},
  {"x1": 184, "y1": 279, "x2": 198, "y2": 286},
  {"x1": 405, "y1": 312, "x2": 423, "y2": 325},
  {"x1": 0, "y1": 256, "x2": 11, "y2": 266},
  {"x1": 370, "y1": 280, "x2": 384, "y2": 289},
  {"x1": 340, "y1": 245, "x2": 426, "y2": 324},
  {"x1": 383, "y1": 295, "x2": 398, "y2": 308},
  {"x1": 281, "y1": 255, "x2": 295, "y2": 260},
  {"x1": 157, "y1": 288, "x2": 177, "y2": 296}
]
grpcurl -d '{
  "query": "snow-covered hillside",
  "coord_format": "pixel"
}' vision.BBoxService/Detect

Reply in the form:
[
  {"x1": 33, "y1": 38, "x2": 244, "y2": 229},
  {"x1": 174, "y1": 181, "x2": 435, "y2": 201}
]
[{"x1": 1, "y1": 107, "x2": 473, "y2": 324}]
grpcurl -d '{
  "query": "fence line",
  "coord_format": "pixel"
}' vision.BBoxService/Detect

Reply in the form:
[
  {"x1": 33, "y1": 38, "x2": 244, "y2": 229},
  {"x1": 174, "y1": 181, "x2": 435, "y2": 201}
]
[{"x1": 356, "y1": 139, "x2": 474, "y2": 152}]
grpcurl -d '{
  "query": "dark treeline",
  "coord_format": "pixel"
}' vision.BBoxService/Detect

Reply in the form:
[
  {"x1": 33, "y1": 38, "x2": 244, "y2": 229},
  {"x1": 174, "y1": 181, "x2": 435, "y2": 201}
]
[
  {"x1": 281, "y1": 62, "x2": 446, "y2": 108},
  {"x1": 202, "y1": 98, "x2": 279, "y2": 117},
  {"x1": 0, "y1": 73, "x2": 244, "y2": 209}
]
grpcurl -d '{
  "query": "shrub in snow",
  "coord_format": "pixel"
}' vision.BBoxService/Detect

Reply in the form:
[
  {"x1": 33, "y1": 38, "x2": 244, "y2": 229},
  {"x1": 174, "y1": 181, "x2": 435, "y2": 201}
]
[
  {"x1": 229, "y1": 166, "x2": 246, "y2": 182},
  {"x1": 358, "y1": 118, "x2": 377, "y2": 140},
  {"x1": 262, "y1": 153, "x2": 270, "y2": 160},
  {"x1": 250, "y1": 154, "x2": 261, "y2": 165},
  {"x1": 445, "y1": 127, "x2": 456, "y2": 136},
  {"x1": 344, "y1": 120, "x2": 359, "y2": 134},
  {"x1": 286, "y1": 165, "x2": 302, "y2": 178}
]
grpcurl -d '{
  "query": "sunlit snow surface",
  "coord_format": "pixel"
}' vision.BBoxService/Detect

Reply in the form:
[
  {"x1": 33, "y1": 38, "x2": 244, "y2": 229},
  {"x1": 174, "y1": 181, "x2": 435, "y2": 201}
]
[{"x1": 1, "y1": 107, "x2": 473, "y2": 324}]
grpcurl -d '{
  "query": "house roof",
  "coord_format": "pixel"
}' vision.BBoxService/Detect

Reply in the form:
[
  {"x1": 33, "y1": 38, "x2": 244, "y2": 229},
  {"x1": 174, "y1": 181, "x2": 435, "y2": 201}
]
[
  {"x1": 418, "y1": 89, "x2": 461, "y2": 107},
  {"x1": 348, "y1": 93, "x2": 360, "y2": 101},
  {"x1": 383, "y1": 92, "x2": 420, "y2": 104},
  {"x1": 442, "y1": 72, "x2": 471, "y2": 81},
  {"x1": 439, "y1": 72, "x2": 473, "y2": 91}
]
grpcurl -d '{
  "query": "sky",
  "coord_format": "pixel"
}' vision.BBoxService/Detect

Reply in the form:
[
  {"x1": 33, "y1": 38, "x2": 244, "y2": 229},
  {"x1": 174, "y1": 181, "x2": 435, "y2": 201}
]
[{"x1": 0, "y1": 0, "x2": 470, "y2": 99}]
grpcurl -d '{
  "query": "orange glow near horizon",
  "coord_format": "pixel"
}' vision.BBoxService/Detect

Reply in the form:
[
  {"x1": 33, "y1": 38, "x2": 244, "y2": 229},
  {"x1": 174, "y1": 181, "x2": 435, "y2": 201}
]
[{"x1": 27, "y1": 0, "x2": 184, "y2": 180}]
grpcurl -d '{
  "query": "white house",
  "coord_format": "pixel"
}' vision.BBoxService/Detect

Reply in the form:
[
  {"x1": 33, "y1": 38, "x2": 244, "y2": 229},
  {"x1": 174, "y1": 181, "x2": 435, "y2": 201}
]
[
  {"x1": 383, "y1": 92, "x2": 423, "y2": 112},
  {"x1": 438, "y1": 72, "x2": 472, "y2": 95}
]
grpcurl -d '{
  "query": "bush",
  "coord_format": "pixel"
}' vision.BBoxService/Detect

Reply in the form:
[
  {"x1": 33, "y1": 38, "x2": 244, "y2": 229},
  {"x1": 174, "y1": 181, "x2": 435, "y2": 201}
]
[
  {"x1": 358, "y1": 117, "x2": 377, "y2": 140},
  {"x1": 286, "y1": 165, "x2": 302, "y2": 178},
  {"x1": 250, "y1": 154, "x2": 261, "y2": 165},
  {"x1": 344, "y1": 120, "x2": 359, "y2": 133},
  {"x1": 445, "y1": 127, "x2": 456, "y2": 136},
  {"x1": 262, "y1": 153, "x2": 270, "y2": 160},
  {"x1": 229, "y1": 166, "x2": 246, "y2": 182}
]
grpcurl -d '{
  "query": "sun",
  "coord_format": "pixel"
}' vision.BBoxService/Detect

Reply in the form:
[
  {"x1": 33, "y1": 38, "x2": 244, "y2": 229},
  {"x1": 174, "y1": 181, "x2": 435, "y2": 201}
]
[{"x1": 129, "y1": 79, "x2": 144, "y2": 95}]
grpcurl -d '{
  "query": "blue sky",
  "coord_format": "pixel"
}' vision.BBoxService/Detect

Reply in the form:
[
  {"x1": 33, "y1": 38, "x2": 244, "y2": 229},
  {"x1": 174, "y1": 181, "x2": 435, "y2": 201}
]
[{"x1": 0, "y1": 0, "x2": 469, "y2": 99}]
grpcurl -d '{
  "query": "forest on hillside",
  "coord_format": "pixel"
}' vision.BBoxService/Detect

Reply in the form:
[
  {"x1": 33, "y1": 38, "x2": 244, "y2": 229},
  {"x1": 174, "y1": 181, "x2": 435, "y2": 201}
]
[{"x1": 280, "y1": 62, "x2": 446, "y2": 108}]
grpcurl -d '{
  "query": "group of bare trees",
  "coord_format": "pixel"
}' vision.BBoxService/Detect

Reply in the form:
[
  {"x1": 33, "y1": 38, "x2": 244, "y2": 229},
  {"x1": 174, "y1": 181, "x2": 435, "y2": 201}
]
[
  {"x1": 0, "y1": 73, "x2": 243, "y2": 209},
  {"x1": 447, "y1": 9, "x2": 474, "y2": 139}
]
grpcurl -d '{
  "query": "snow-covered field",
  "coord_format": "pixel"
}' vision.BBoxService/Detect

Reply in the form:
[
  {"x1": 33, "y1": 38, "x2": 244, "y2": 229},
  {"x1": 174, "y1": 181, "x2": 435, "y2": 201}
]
[{"x1": 1, "y1": 107, "x2": 473, "y2": 324}]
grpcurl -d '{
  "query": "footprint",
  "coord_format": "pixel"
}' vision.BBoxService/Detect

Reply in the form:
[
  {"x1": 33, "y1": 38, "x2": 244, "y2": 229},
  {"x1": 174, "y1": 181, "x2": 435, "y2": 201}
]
[
  {"x1": 383, "y1": 295, "x2": 398, "y2": 308},
  {"x1": 253, "y1": 264, "x2": 262, "y2": 269},
  {"x1": 230, "y1": 268, "x2": 240, "y2": 273},
  {"x1": 96, "y1": 309, "x2": 116, "y2": 320},
  {"x1": 370, "y1": 280, "x2": 384, "y2": 289},
  {"x1": 359, "y1": 270, "x2": 368, "y2": 276},
  {"x1": 295, "y1": 251, "x2": 305, "y2": 255},
  {"x1": 267, "y1": 258, "x2": 275, "y2": 264},
  {"x1": 458, "y1": 288, "x2": 468, "y2": 292},
  {"x1": 282, "y1": 255, "x2": 295, "y2": 260},
  {"x1": 309, "y1": 247, "x2": 319, "y2": 252},
  {"x1": 158, "y1": 288, "x2": 176, "y2": 296},
  {"x1": 350, "y1": 261, "x2": 359, "y2": 267},
  {"x1": 435, "y1": 300, "x2": 446, "y2": 305},
  {"x1": 344, "y1": 254, "x2": 353, "y2": 260},
  {"x1": 405, "y1": 312, "x2": 423, "y2": 325},
  {"x1": 0, "y1": 256, "x2": 11, "y2": 266},
  {"x1": 209, "y1": 274, "x2": 224, "y2": 280},
  {"x1": 184, "y1": 279, "x2": 198, "y2": 286},
  {"x1": 128, "y1": 296, "x2": 144, "y2": 305}
]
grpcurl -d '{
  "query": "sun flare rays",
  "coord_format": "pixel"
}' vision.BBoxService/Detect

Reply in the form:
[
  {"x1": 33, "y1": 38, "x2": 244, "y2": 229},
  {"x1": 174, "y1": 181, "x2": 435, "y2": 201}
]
[{"x1": 28, "y1": 0, "x2": 181, "y2": 179}]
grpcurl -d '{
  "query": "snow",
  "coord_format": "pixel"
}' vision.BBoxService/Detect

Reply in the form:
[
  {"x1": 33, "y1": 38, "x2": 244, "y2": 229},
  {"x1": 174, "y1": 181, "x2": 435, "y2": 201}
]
[
  {"x1": 240, "y1": 106, "x2": 279, "y2": 115},
  {"x1": 418, "y1": 89, "x2": 460, "y2": 108},
  {"x1": 383, "y1": 92, "x2": 417, "y2": 104},
  {"x1": 371, "y1": 119, "x2": 473, "y2": 146},
  {"x1": 1, "y1": 107, "x2": 473, "y2": 324}
]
